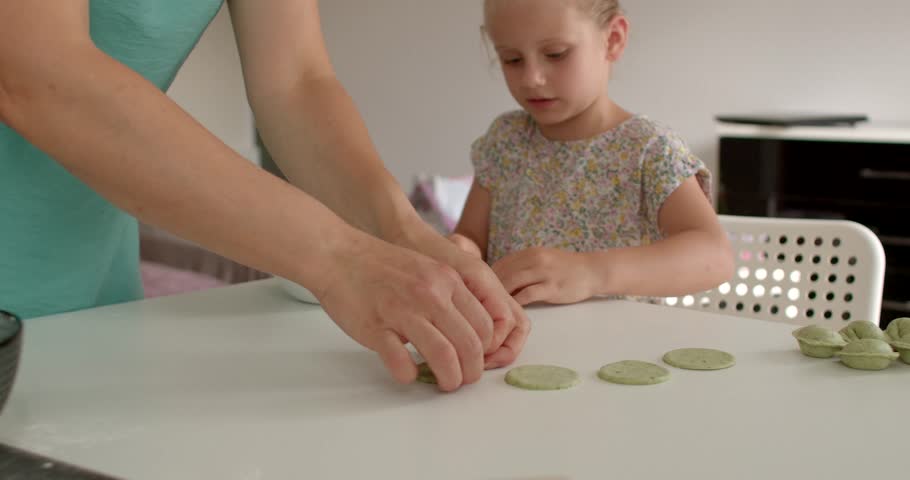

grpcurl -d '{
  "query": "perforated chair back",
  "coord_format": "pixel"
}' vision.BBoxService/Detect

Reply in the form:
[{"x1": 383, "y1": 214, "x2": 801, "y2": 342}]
[{"x1": 667, "y1": 215, "x2": 886, "y2": 326}]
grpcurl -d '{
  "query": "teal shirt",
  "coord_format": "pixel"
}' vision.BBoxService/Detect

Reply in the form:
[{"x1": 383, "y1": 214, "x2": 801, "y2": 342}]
[{"x1": 0, "y1": 0, "x2": 224, "y2": 319}]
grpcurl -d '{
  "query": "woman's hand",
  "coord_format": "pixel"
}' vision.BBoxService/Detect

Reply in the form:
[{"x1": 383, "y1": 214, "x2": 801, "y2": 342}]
[
  {"x1": 447, "y1": 233, "x2": 484, "y2": 259},
  {"x1": 316, "y1": 232, "x2": 492, "y2": 392},
  {"x1": 393, "y1": 222, "x2": 530, "y2": 370}
]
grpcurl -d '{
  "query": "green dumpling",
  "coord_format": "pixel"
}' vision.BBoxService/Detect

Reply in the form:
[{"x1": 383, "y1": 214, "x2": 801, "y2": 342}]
[
  {"x1": 839, "y1": 320, "x2": 886, "y2": 343},
  {"x1": 889, "y1": 338, "x2": 910, "y2": 365},
  {"x1": 792, "y1": 325, "x2": 847, "y2": 358},
  {"x1": 884, "y1": 317, "x2": 910, "y2": 342},
  {"x1": 884, "y1": 318, "x2": 910, "y2": 364},
  {"x1": 836, "y1": 339, "x2": 899, "y2": 370}
]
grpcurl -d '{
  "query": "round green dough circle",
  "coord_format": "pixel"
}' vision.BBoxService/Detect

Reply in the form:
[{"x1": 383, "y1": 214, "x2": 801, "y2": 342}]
[
  {"x1": 597, "y1": 360, "x2": 670, "y2": 385},
  {"x1": 504, "y1": 365, "x2": 580, "y2": 390},
  {"x1": 663, "y1": 348, "x2": 736, "y2": 371}
]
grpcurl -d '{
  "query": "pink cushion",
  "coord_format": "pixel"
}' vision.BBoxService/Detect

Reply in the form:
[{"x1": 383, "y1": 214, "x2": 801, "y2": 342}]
[{"x1": 140, "y1": 261, "x2": 226, "y2": 298}]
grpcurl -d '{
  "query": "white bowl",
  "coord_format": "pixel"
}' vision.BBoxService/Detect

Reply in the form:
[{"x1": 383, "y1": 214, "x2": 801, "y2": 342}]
[{"x1": 276, "y1": 277, "x2": 320, "y2": 304}]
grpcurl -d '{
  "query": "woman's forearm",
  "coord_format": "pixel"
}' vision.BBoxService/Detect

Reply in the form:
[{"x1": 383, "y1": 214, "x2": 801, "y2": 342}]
[
  {"x1": 0, "y1": 43, "x2": 359, "y2": 294},
  {"x1": 249, "y1": 75, "x2": 423, "y2": 244}
]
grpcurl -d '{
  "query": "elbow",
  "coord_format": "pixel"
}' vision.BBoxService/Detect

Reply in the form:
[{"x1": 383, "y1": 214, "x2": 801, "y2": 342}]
[
  {"x1": 0, "y1": 54, "x2": 43, "y2": 129},
  {"x1": 0, "y1": 42, "x2": 38, "y2": 127},
  {"x1": 246, "y1": 69, "x2": 338, "y2": 116},
  {"x1": 0, "y1": 60, "x2": 18, "y2": 126},
  {"x1": 0, "y1": 41, "x2": 99, "y2": 128},
  {"x1": 0, "y1": 83, "x2": 30, "y2": 130}
]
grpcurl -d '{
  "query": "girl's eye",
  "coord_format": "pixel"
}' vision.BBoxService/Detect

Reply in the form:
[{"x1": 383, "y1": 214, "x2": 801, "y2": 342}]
[
  {"x1": 502, "y1": 57, "x2": 522, "y2": 65},
  {"x1": 546, "y1": 50, "x2": 568, "y2": 60}
]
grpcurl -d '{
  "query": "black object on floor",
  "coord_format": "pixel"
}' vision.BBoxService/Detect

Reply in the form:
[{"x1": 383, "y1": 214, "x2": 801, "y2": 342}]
[
  {"x1": 0, "y1": 444, "x2": 122, "y2": 480},
  {"x1": 715, "y1": 113, "x2": 869, "y2": 126},
  {"x1": 0, "y1": 310, "x2": 22, "y2": 414}
]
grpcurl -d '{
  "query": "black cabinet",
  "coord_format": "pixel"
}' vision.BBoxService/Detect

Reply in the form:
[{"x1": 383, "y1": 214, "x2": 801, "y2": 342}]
[{"x1": 717, "y1": 124, "x2": 910, "y2": 327}]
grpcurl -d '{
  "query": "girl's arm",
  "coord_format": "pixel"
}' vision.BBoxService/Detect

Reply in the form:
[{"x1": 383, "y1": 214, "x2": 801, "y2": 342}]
[
  {"x1": 585, "y1": 177, "x2": 735, "y2": 297},
  {"x1": 450, "y1": 180, "x2": 493, "y2": 261},
  {"x1": 492, "y1": 177, "x2": 734, "y2": 305}
]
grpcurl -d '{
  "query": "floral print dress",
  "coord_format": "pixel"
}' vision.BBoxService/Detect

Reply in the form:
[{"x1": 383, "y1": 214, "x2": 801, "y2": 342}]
[{"x1": 471, "y1": 110, "x2": 712, "y2": 266}]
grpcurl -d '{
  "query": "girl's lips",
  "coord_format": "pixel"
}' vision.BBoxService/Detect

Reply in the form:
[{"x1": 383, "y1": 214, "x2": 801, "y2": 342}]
[{"x1": 527, "y1": 98, "x2": 557, "y2": 108}]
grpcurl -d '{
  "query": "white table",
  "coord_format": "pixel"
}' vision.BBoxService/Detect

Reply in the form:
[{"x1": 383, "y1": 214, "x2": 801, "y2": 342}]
[{"x1": 1, "y1": 279, "x2": 907, "y2": 479}]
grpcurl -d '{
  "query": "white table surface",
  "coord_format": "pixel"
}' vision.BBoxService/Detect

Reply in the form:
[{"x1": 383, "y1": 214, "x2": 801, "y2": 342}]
[{"x1": 0, "y1": 279, "x2": 907, "y2": 480}]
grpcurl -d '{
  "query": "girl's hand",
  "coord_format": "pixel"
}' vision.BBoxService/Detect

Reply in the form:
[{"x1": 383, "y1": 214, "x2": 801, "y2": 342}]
[
  {"x1": 447, "y1": 233, "x2": 484, "y2": 259},
  {"x1": 492, "y1": 248, "x2": 597, "y2": 306}
]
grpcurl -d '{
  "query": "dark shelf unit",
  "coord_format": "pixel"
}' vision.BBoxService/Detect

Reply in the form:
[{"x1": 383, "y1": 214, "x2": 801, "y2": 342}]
[{"x1": 717, "y1": 126, "x2": 910, "y2": 328}]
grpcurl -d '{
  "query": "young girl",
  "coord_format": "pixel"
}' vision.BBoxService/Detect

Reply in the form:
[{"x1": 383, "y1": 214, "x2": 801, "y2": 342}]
[{"x1": 450, "y1": 0, "x2": 734, "y2": 306}]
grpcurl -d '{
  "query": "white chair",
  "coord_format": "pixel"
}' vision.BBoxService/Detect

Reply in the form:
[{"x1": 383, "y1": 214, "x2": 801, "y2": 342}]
[{"x1": 668, "y1": 215, "x2": 886, "y2": 326}]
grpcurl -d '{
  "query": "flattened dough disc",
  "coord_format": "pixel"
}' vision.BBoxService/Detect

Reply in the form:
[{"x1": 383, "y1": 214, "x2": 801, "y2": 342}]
[
  {"x1": 598, "y1": 360, "x2": 670, "y2": 385},
  {"x1": 505, "y1": 365, "x2": 580, "y2": 390},
  {"x1": 663, "y1": 348, "x2": 735, "y2": 371}
]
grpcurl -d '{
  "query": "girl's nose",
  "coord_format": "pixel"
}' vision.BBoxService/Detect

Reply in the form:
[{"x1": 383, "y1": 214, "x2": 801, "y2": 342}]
[{"x1": 522, "y1": 62, "x2": 546, "y2": 88}]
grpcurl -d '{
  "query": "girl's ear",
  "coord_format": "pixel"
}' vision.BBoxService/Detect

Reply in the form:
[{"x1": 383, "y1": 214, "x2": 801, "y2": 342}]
[{"x1": 604, "y1": 15, "x2": 629, "y2": 62}]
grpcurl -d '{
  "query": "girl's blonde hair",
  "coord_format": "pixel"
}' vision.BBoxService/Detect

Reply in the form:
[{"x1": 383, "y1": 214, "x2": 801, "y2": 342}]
[
  {"x1": 484, "y1": 0, "x2": 623, "y2": 29},
  {"x1": 576, "y1": 0, "x2": 623, "y2": 28}
]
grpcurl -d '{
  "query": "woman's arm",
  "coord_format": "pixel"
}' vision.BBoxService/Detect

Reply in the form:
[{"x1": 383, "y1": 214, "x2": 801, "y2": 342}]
[
  {"x1": 0, "y1": 1, "x2": 344, "y2": 291},
  {"x1": 226, "y1": 0, "x2": 529, "y2": 369},
  {"x1": 226, "y1": 0, "x2": 418, "y2": 240},
  {"x1": 0, "y1": 1, "x2": 526, "y2": 390}
]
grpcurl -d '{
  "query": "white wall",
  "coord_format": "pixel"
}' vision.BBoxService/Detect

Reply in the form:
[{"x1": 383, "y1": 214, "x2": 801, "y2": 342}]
[
  {"x1": 321, "y1": 0, "x2": 910, "y2": 188},
  {"x1": 611, "y1": 0, "x2": 910, "y2": 175},
  {"x1": 167, "y1": 6, "x2": 258, "y2": 163},
  {"x1": 320, "y1": 0, "x2": 513, "y2": 188},
  {"x1": 169, "y1": 1, "x2": 910, "y2": 189}
]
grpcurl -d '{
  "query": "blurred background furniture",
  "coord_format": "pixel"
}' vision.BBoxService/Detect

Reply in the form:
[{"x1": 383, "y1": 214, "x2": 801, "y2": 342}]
[
  {"x1": 666, "y1": 215, "x2": 886, "y2": 327},
  {"x1": 716, "y1": 122, "x2": 910, "y2": 327},
  {"x1": 139, "y1": 223, "x2": 269, "y2": 297}
]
